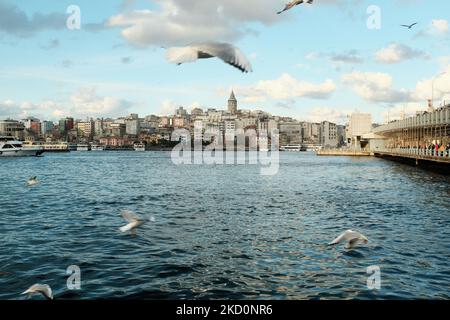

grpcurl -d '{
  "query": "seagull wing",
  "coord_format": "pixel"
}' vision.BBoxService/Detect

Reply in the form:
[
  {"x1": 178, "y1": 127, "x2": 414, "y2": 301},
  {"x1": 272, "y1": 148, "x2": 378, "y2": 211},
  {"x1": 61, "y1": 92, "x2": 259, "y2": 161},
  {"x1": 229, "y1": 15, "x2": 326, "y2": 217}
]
[
  {"x1": 166, "y1": 46, "x2": 199, "y2": 65},
  {"x1": 23, "y1": 284, "x2": 53, "y2": 300},
  {"x1": 198, "y1": 43, "x2": 253, "y2": 73},
  {"x1": 329, "y1": 230, "x2": 355, "y2": 245},
  {"x1": 121, "y1": 210, "x2": 140, "y2": 223}
]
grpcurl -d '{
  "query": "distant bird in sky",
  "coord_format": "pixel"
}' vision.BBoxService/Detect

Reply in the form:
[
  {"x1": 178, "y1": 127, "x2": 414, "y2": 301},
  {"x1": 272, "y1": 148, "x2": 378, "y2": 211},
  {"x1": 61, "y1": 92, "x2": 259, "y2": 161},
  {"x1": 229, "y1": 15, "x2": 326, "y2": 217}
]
[
  {"x1": 26, "y1": 176, "x2": 39, "y2": 186},
  {"x1": 401, "y1": 22, "x2": 418, "y2": 29},
  {"x1": 277, "y1": 0, "x2": 314, "y2": 15},
  {"x1": 22, "y1": 284, "x2": 53, "y2": 300},
  {"x1": 329, "y1": 230, "x2": 369, "y2": 249},
  {"x1": 119, "y1": 210, "x2": 146, "y2": 234},
  {"x1": 166, "y1": 42, "x2": 253, "y2": 73}
]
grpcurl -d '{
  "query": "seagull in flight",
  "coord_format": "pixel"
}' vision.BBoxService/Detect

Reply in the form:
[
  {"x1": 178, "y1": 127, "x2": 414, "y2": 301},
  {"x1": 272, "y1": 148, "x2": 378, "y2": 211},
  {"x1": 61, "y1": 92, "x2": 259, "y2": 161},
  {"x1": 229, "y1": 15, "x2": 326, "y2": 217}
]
[
  {"x1": 401, "y1": 22, "x2": 418, "y2": 29},
  {"x1": 22, "y1": 284, "x2": 53, "y2": 300},
  {"x1": 166, "y1": 42, "x2": 253, "y2": 73},
  {"x1": 26, "y1": 176, "x2": 39, "y2": 186},
  {"x1": 119, "y1": 210, "x2": 148, "y2": 235},
  {"x1": 329, "y1": 230, "x2": 369, "y2": 249},
  {"x1": 277, "y1": 0, "x2": 314, "y2": 15}
]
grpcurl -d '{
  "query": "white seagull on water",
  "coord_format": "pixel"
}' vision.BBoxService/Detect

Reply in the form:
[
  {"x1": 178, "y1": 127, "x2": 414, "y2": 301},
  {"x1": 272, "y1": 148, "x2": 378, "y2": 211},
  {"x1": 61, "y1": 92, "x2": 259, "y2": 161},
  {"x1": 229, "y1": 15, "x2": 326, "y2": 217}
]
[
  {"x1": 329, "y1": 230, "x2": 369, "y2": 249},
  {"x1": 26, "y1": 176, "x2": 39, "y2": 186},
  {"x1": 22, "y1": 284, "x2": 53, "y2": 300},
  {"x1": 277, "y1": 0, "x2": 314, "y2": 15},
  {"x1": 166, "y1": 42, "x2": 253, "y2": 73},
  {"x1": 119, "y1": 210, "x2": 150, "y2": 235}
]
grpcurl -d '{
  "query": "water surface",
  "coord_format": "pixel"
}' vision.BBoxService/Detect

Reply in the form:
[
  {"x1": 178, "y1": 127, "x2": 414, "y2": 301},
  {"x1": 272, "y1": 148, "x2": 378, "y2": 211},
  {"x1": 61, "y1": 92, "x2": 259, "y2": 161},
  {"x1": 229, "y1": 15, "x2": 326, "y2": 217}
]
[{"x1": 0, "y1": 152, "x2": 449, "y2": 300}]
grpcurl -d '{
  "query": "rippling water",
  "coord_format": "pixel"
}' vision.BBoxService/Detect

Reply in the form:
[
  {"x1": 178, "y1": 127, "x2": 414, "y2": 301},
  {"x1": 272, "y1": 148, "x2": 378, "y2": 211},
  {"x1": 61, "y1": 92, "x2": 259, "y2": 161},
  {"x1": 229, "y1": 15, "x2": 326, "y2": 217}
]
[{"x1": 0, "y1": 152, "x2": 449, "y2": 300}]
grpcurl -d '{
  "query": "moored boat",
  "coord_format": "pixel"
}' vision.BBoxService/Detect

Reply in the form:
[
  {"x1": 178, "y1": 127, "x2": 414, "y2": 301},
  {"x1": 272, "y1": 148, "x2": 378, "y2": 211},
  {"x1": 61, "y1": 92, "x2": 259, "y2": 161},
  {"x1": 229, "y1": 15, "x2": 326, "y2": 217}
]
[{"x1": 0, "y1": 136, "x2": 44, "y2": 157}]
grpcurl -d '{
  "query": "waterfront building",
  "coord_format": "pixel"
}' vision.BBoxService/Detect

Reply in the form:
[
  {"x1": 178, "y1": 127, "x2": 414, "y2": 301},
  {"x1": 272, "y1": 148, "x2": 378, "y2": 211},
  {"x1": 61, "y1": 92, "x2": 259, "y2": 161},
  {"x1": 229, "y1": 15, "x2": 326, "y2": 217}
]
[
  {"x1": 159, "y1": 117, "x2": 171, "y2": 128},
  {"x1": 94, "y1": 119, "x2": 104, "y2": 136},
  {"x1": 279, "y1": 122, "x2": 302, "y2": 146},
  {"x1": 173, "y1": 117, "x2": 189, "y2": 128},
  {"x1": 191, "y1": 108, "x2": 204, "y2": 117},
  {"x1": 23, "y1": 117, "x2": 41, "y2": 136},
  {"x1": 337, "y1": 125, "x2": 347, "y2": 147},
  {"x1": 346, "y1": 113, "x2": 372, "y2": 147},
  {"x1": 0, "y1": 119, "x2": 25, "y2": 139},
  {"x1": 59, "y1": 117, "x2": 74, "y2": 134},
  {"x1": 320, "y1": 121, "x2": 338, "y2": 148},
  {"x1": 125, "y1": 119, "x2": 141, "y2": 135},
  {"x1": 176, "y1": 107, "x2": 188, "y2": 117},
  {"x1": 41, "y1": 121, "x2": 54, "y2": 136},
  {"x1": 108, "y1": 123, "x2": 126, "y2": 137},
  {"x1": 77, "y1": 120, "x2": 95, "y2": 139},
  {"x1": 258, "y1": 119, "x2": 279, "y2": 136}
]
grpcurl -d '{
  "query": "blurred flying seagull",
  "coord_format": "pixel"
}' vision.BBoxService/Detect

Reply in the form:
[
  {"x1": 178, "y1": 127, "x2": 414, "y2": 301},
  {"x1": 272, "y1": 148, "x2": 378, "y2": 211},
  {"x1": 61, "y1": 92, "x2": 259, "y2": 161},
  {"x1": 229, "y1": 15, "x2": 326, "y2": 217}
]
[
  {"x1": 22, "y1": 284, "x2": 53, "y2": 300},
  {"x1": 329, "y1": 230, "x2": 369, "y2": 249},
  {"x1": 401, "y1": 22, "x2": 418, "y2": 29},
  {"x1": 26, "y1": 176, "x2": 39, "y2": 186},
  {"x1": 166, "y1": 42, "x2": 253, "y2": 73},
  {"x1": 119, "y1": 210, "x2": 146, "y2": 234},
  {"x1": 277, "y1": 0, "x2": 313, "y2": 15}
]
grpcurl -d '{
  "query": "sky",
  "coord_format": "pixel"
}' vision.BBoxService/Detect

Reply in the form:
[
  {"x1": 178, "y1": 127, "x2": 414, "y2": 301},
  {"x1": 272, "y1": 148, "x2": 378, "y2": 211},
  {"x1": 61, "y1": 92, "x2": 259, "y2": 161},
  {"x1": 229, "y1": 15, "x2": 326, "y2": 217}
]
[{"x1": 0, "y1": 0, "x2": 449, "y2": 124}]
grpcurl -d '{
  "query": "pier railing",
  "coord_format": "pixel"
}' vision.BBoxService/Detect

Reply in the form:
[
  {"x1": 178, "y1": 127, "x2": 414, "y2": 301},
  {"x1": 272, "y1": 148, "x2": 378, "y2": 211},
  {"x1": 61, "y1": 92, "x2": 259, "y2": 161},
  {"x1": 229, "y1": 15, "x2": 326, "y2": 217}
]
[{"x1": 375, "y1": 147, "x2": 450, "y2": 159}]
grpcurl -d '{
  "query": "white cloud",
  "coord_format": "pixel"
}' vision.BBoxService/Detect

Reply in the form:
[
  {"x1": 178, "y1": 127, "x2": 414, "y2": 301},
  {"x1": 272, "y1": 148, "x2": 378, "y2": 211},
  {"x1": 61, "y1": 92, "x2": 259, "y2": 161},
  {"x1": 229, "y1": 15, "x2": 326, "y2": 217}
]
[
  {"x1": 375, "y1": 43, "x2": 429, "y2": 64},
  {"x1": 431, "y1": 19, "x2": 449, "y2": 35},
  {"x1": 1, "y1": 88, "x2": 133, "y2": 121},
  {"x1": 107, "y1": 0, "x2": 287, "y2": 47},
  {"x1": 303, "y1": 107, "x2": 352, "y2": 124},
  {"x1": 238, "y1": 73, "x2": 336, "y2": 102},
  {"x1": 69, "y1": 87, "x2": 133, "y2": 118},
  {"x1": 342, "y1": 71, "x2": 411, "y2": 103}
]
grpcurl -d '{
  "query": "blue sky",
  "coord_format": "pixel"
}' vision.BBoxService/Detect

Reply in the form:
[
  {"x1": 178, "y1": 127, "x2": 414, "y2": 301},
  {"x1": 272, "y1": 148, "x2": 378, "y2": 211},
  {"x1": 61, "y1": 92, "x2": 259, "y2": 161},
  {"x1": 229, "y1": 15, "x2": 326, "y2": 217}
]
[{"x1": 0, "y1": 0, "x2": 449, "y2": 124}]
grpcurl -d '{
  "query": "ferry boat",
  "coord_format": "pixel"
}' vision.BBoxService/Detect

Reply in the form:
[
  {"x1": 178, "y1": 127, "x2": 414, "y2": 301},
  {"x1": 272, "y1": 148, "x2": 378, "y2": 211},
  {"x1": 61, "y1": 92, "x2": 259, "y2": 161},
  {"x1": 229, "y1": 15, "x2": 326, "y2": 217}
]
[
  {"x1": 68, "y1": 144, "x2": 78, "y2": 151},
  {"x1": 280, "y1": 144, "x2": 307, "y2": 152},
  {"x1": 0, "y1": 136, "x2": 44, "y2": 157},
  {"x1": 91, "y1": 144, "x2": 105, "y2": 151},
  {"x1": 77, "y1": 143, "x2": 90, "y2": 151},
  {"x1": 42, "y1": 142, "x2": 69, "y2": 152},
  {"x1": 134, "y1": 142, "x2": 146, "y2": 152}
]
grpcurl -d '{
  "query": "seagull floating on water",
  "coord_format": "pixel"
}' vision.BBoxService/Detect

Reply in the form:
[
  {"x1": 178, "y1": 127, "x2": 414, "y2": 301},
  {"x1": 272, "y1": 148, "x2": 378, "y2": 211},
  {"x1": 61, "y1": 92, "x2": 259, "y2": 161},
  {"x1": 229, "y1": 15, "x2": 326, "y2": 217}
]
[
  {"x1": 329, "y1": 230, "x2": 369, "y2": 249},
  {"x1": 277, "y1": 0, "x2": 313, "y2": 15},
  {"x1": 166, "y1": 42, "x2": 253, "y2": 73},
  {"x1": 22, "y1": 284, "x2": 53, "y2": 300},
  {"x1": 119, "y1": 210, "x2": 147, "y2": 234},
  {"x1": 26, "y1": 176, "x2": 39, "y2": 186},
  {"x1": 401, "y1": 22, "x2": 418, "y2": 29}
]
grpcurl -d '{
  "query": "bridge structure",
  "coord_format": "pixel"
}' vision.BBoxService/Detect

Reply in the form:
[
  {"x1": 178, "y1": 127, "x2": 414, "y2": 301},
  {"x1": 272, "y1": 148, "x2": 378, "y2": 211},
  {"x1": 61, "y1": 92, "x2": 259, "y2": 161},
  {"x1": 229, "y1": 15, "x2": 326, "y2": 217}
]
[{"x1": 371, "y1": 104, "x2": 450, "y2": 170}]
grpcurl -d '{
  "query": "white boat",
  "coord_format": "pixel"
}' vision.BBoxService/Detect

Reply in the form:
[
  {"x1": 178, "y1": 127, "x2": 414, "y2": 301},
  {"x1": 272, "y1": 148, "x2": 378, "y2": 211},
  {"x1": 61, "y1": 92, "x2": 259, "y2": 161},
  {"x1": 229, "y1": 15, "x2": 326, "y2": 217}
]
[
  {"x1": 77, "y1": 144, "x2": 90, "y2": 151},
  {"x1": 280, "y1": 144, "x2": 307, "y2": 152},
  {"x1": 42, "y1": 142, "x2": 69, "y2": 152},
  {"x1": 134, "y1": 142, "x2": 146, "y2": 152},
  {"x1": 91, "y1": 144, "x2": 105, "y2": 151},
  {"x1": 0, "y1": 136, "x2": 44, "y2": 157}
]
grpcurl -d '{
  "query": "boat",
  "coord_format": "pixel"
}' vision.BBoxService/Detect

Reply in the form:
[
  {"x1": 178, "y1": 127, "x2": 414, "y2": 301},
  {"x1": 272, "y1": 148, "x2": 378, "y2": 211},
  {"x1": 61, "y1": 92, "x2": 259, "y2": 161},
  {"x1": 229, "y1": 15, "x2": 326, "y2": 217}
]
[
  {"x1": 68, "y1": 143, "x2": 78, "y2": 151},
  {"x1": 76, "y1": 143, "x2": 90, "y2": 151},
  {"x1": 91, "y1": 144, "x2": 105, "y2": 151},
  {"x1": 134, "y1": 142, "x2": 146, "y2": 152},
  {"x1": 280, "y1": 144, "x2": 307, "y2": 152},
  {"x1": 42, "y1": 142, "x2": 69, "y2": 152},
  {"x1": 0, "y1": 136, "x2": 44, "y2": 157}
]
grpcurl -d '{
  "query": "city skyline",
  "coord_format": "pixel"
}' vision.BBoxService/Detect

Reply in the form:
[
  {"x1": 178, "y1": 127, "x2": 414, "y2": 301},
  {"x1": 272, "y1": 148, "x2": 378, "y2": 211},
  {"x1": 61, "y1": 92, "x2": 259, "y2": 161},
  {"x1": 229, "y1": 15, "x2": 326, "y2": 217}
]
[{"x1": 1, "y1": 0, "x2": 450, "y2": 124}]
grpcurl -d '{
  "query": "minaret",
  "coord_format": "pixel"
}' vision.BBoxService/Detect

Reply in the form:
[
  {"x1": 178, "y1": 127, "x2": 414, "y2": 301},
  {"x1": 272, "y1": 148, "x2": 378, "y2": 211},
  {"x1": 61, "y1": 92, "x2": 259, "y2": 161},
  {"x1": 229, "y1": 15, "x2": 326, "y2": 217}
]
[{"x1": 228, "y1": 90, "x2": 238, "y2": 114}]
